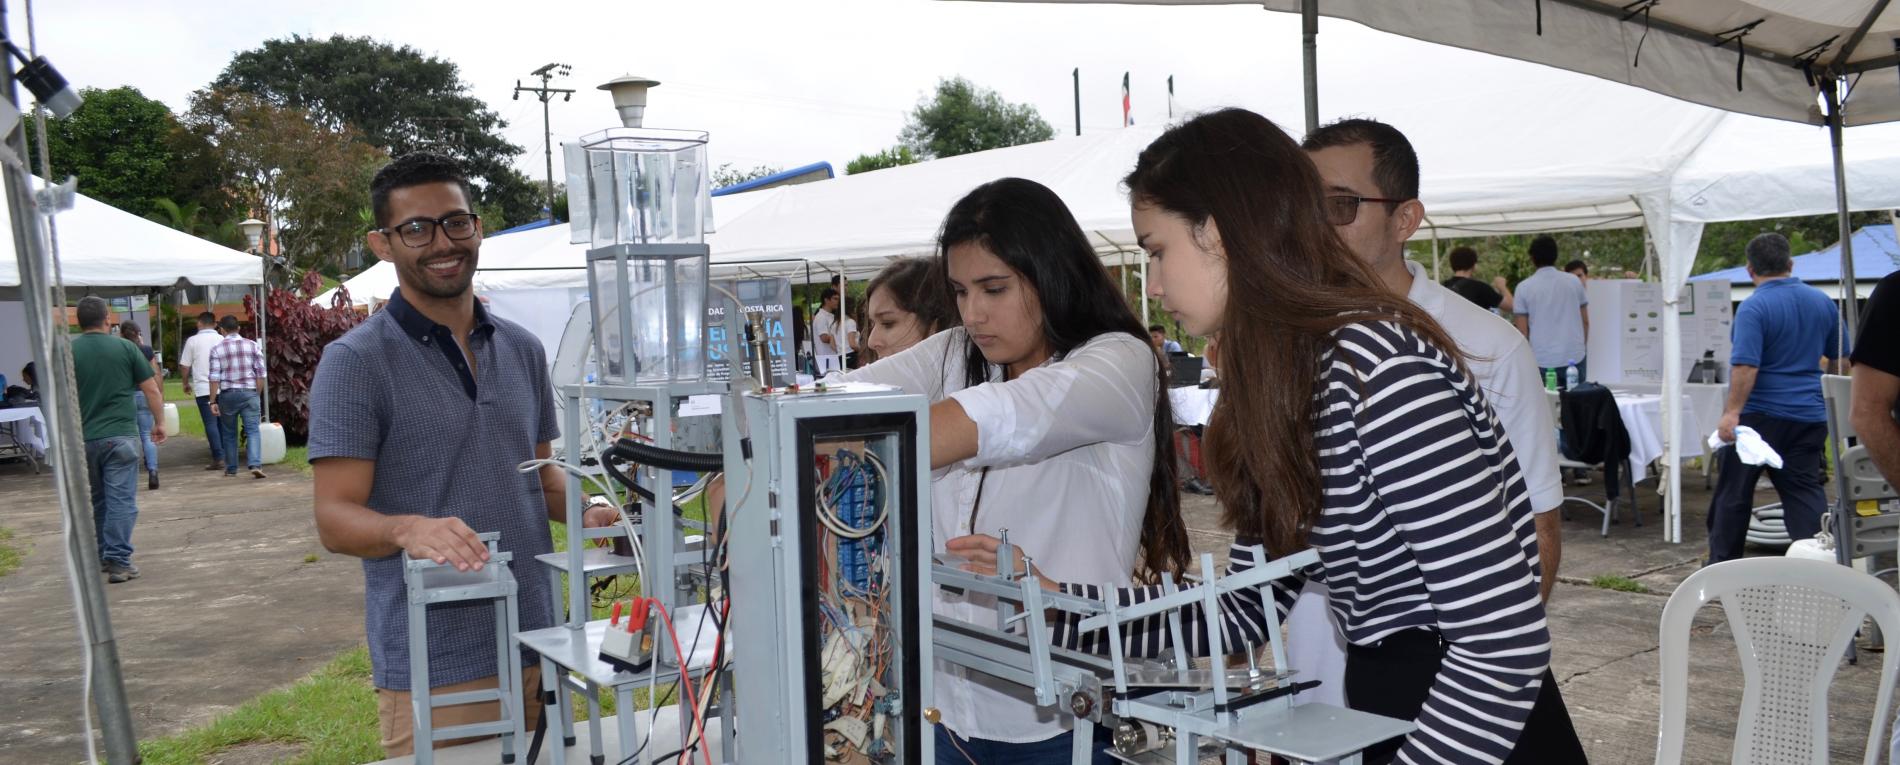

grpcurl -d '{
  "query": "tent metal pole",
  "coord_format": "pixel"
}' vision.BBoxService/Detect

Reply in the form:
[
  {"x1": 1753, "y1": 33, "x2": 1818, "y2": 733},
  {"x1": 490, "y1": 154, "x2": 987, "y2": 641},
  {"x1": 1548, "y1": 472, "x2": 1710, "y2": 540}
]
[
  {"x1": 1824, "y1": 79, "x2": 1860, "y2": 344},
  {"x1": 1425, "y1": 218, "x2": 1441, "y2": 281},
  {"x1": 1139, "y1": 252, "x2": 1149, "y2": 326},
  {"x1": 1301, "y1": 0, "x2": 1319, "y2": 134},
  {"x1": 3, "y1": 6, "x2": 139, "y2": 756}
]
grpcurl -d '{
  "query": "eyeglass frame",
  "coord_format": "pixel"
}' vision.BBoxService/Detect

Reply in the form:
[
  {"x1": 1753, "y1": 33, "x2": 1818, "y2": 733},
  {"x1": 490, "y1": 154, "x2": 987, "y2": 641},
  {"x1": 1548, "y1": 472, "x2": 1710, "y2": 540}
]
[
  {"x1": 1324, "y1": 194, "x2": 1409, "y2": 226},
  {"x1": 372, "y1": 212, "x2": 483, "y2": 248}
]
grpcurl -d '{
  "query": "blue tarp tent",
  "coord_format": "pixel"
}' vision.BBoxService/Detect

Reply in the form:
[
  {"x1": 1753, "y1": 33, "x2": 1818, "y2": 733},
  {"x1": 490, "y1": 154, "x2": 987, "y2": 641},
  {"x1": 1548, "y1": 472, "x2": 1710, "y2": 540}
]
[{"x1": 1691, "y1": 225, "x2": 1899, "y2": 290}]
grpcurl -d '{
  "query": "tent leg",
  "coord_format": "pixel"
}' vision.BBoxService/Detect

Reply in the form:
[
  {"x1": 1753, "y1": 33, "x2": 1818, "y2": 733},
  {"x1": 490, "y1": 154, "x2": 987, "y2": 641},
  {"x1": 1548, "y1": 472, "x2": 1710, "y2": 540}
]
[
  {"x1": 1427, "y1": 222, "x2": 1441, "y2": 282},
  {"x1": 1301, "y1": 0, "x2": 1319, "y2": 134},
  {"x1": 1825, "y1": 79, "x2": 1859, "y2": 345},
  {"x1": 1139, "y1": 253, "x2": 1149, "y2": 326}
]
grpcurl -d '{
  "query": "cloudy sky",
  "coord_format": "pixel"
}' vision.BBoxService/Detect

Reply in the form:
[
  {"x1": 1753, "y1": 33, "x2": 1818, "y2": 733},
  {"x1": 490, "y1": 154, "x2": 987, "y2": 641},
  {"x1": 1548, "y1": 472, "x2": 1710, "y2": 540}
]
[{"x1": 32, "y1": 0, "x2": 1655, "y2": 183}]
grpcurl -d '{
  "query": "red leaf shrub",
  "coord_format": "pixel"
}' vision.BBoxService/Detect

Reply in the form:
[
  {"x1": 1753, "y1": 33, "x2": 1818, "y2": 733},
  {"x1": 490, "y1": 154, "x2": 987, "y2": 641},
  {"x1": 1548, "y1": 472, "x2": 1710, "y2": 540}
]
[{"x1": 244, "y1": 272, "x2": 364, "y2": 445}]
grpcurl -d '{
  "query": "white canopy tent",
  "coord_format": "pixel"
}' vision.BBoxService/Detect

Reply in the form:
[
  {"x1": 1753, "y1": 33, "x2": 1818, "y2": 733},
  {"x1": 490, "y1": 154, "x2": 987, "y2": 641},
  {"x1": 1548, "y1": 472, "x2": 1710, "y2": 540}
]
[
  {"x1": 0, "y1": 186, "x2": 265, "y2": 386},
  {"x1": 961, "y1": 0, "x2": 1900, "y2": 544},
  {"x1": 318, "y1": 186, "x2": 791, "y2": 306},
  {"x1": 0, "y1": 187, "x2": 263, "y2": 299}
]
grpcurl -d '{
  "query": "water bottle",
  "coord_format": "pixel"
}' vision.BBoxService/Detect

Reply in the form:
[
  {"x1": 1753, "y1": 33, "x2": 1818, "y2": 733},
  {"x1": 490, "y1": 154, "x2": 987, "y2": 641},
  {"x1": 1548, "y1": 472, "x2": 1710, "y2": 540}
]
[
  {"x1": 1544, "y1": 368, "x2": 1558, "y2": 391},
  {"x1": 1565, "y1": 362, "x2": 1580, "y2": 389}
]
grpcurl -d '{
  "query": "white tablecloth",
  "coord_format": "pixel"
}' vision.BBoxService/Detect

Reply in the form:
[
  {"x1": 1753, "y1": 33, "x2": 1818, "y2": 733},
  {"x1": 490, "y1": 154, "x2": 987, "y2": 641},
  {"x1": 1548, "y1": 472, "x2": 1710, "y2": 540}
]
[
  {"x1": 0, "y1": 406, "x2": 46, "y2": 458},
  {"x1": 1614, "y1": 393, "x2": 1704, "y2": 479},
  {"x1": 1609, "y1": 382, "x2": 1727, "y2": 447},
  {"x1": 1547, "y1": 390, "x2": 1704, "y2": 479},
  {"x1": 1169, "y1": 386, "x2": 1217, "y2": 427}
]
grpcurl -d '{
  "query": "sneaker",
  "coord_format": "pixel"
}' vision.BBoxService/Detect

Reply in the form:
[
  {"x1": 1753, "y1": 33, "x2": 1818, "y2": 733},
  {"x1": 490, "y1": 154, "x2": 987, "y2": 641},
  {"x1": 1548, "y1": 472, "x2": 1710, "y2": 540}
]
[
  {"x1": 104, "y1": 562, "x2": 140, "y2": 584},
  {"x1": 205, "y1": 461, "x2": 225, "y2": 471},
  {"x1": 250, "y1": 468, "x2": 267, "y2": 479},
  {"x1": 148, "y1": 471, "x2": 159, "y2": 491}
]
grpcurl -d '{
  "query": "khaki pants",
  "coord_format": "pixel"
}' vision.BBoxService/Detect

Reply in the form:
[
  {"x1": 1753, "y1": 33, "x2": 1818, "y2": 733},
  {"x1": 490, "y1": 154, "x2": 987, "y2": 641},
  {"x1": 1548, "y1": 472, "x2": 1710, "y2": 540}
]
[{"x1": 377, "y1": 665, "x2": 544, "y2": 757}]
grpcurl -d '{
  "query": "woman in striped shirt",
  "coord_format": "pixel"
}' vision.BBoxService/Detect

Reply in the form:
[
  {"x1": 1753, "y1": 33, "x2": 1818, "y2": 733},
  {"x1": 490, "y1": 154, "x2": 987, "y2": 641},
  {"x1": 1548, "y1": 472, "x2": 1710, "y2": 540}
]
[{"x1": 948, "y1": 108, "x2": 1571, "y2": 764}]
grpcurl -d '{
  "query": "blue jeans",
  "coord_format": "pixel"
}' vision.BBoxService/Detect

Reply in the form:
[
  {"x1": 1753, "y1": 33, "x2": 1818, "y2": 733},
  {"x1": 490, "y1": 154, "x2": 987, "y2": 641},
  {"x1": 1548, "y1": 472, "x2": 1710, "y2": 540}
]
[
  {"x1": 935, "y1": 723, "x2": 1117, "y2": 765},
  {"x1": 130, "y1": 390, "x2": 158, "y2": 472},
  {"x1": 217, "y1": 388, "x2": 261, "y2": 472},
  {"x1": 85, "y1": 436, "x2": 140, "y2": 565},
  {"x1": 194, "y1": 393, "x2": 224, "y2": 463}
]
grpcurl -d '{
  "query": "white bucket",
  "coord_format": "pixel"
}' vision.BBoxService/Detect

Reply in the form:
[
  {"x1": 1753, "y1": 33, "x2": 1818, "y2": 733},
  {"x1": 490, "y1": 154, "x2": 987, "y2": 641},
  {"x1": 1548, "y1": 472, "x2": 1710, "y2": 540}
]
[{"x1": 259, "y1": 422, "x2": 286, "y2": 465}]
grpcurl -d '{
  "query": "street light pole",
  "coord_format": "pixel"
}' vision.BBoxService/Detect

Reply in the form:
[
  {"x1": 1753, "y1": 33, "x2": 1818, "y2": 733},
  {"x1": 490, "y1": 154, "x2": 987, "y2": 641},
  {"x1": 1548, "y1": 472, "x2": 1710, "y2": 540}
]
[
  {"x1": 240, "y1": 218, "x2": 267, "y2": 423},
  {"x1": 514, "y1": 63, "x2": 573, "y2": 221}
]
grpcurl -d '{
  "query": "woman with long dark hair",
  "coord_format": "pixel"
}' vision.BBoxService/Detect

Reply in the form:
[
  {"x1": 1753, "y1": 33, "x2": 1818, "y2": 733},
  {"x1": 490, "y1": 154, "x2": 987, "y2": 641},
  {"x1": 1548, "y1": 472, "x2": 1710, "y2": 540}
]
[
  {"x1": 955, "y1": 109, "x2": 1562, "y2": 764},
  {"x1": 860, "y1": 256, "x2": 957, "y2": 362},
  {"x1": 846, "y1": 177, "x2": 1189, "y2": 763}
]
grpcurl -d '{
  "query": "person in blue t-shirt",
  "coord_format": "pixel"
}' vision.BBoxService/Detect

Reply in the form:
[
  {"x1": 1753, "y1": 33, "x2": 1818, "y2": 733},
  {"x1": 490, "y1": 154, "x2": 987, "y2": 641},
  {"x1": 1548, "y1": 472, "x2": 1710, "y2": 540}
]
[{"x1": 1706, "y1": 232, "x2": 1846, "y2": 564}]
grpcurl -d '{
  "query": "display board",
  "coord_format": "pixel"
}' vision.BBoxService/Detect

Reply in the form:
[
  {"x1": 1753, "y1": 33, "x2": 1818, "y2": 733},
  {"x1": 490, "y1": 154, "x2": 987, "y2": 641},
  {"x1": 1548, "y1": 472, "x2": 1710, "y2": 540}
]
[{"x1": 1584, "y1": 279, "x2": 1732, "y2": 385}]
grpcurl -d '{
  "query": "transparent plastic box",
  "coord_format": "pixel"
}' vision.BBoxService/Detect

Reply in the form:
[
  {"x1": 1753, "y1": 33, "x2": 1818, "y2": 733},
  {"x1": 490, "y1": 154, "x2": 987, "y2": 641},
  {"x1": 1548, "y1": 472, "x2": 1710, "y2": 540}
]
[
  {"x1": 563, "y1": 128, "x2": 711, "y2": 247},
  {"x1": 586, "y1": 244, "x2": 709, "y2": 385}
]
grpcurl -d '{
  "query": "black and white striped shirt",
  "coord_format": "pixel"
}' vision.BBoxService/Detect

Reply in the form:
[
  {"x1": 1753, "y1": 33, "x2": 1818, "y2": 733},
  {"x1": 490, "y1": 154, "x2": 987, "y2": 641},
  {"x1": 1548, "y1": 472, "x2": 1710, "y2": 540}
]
[{"x1": 1054, "y1": 320, "x2": 1549, "y2": 764}]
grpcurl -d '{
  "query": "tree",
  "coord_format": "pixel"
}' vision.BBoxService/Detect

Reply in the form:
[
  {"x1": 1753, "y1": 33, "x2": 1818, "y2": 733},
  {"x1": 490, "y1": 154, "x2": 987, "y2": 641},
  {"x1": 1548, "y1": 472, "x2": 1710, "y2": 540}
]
[
  {"x1": 146, "y1": 198, "x2": 246, "y2": 250},
  {"x1": 713, "y1": 163, "x2": 782, "y2": 190},
  {"x1": 27, "y1": 86, "x2": 179, "y2": 217},
  {"x1": 184, "y1": 89, "x2": 388, "y2": 274},
  {"x1": 898, "y1": 77, "x2": 1055, "y2": 160},
  {"x1": 212, "y1": 35, "x2": 540, "y2": 226},
  {"x1": 846, "y1": 146, "x2": 919, "y2": 175}
]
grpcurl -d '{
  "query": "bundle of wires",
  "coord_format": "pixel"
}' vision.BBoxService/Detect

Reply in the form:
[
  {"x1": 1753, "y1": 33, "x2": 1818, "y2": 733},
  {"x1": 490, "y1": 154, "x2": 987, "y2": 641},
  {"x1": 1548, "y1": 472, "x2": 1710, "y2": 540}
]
[{"x1": 813, "y1": 448, "x2": 898, "y2": 762}]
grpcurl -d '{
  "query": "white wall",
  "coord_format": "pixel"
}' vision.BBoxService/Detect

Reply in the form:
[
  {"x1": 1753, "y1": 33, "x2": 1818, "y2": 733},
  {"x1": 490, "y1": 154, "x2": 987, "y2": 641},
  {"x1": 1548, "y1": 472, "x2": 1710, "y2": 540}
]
[{"x1": 0, "y1": 300, "x2": 32, "y2": 388}]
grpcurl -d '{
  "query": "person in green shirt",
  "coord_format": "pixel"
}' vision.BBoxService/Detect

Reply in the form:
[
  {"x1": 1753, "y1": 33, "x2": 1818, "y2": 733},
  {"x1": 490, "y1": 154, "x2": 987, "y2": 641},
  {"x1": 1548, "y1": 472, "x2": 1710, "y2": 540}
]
[{"x1": 70, "y1": 295, "x2": 166, "y2": 583}]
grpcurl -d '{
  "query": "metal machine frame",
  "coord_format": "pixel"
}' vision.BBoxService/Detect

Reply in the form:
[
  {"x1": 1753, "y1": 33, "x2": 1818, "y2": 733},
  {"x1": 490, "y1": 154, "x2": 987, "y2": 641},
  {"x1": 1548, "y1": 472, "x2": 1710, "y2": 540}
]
[
  {"x1": 722, "y1": 384, "x2": 934, "y2": 763},
  {"x1": 931, "y1": 547, "x2": 1414, "y2": 764}
]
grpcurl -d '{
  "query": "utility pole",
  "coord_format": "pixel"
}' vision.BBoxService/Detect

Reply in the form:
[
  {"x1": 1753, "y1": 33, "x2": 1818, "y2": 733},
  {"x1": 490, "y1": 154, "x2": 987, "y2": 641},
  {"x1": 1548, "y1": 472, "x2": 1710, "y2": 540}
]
[{"x1": 514, "y1": 63, "x2": 573, "y2": 221}]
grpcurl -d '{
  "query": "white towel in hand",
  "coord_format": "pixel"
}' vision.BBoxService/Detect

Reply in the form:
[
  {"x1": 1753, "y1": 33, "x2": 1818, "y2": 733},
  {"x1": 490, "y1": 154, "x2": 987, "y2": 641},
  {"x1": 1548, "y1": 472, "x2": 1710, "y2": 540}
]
[{"x1": 1708, "y1": 425, "x2": 1784, "y2": 469}]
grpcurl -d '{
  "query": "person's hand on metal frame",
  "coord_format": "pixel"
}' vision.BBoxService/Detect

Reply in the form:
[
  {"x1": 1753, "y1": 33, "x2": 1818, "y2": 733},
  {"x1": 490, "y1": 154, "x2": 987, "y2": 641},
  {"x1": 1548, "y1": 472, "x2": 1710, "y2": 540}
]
[{"x1": 393, "y1": 515, "x2": 489, "y2": 572}]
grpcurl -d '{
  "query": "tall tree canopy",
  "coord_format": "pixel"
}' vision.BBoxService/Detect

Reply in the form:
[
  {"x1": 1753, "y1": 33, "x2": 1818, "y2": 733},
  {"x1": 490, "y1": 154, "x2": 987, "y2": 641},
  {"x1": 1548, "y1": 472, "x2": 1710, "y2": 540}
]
[
  {"x1": 898, "y1": 77, "x2": 1055, "y2": 160},
  {"x1": 212, "y1": 35, "x2": 542, "y2": 226}
]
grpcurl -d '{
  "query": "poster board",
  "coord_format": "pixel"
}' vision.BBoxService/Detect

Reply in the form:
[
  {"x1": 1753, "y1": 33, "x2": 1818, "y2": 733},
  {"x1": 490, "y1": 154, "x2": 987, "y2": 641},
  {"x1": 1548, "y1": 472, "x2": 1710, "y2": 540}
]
[{"x1": 1584, "y1": 279, "x2": 1733, "y2": 385}]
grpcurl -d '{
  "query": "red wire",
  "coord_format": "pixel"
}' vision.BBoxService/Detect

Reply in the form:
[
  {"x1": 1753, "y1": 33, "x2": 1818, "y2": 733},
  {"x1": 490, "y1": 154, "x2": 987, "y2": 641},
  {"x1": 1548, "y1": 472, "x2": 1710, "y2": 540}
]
[{"x1": 652, "y1": 603, "x2": 712, "y2": 765}]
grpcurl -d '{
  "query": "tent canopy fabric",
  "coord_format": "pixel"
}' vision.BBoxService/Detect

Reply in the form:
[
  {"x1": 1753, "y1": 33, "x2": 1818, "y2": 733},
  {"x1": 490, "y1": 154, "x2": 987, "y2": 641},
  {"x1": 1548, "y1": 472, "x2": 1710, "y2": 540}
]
[
  {"x1": 1691, "y1": 224, "x2": 1900, "y2": 284},
  {"x1": 0, "y1": 186, "x2": 264, "y2": 298},
  {"x1": 956, "y1": 0, "x2": 1900, "y2": 127}
]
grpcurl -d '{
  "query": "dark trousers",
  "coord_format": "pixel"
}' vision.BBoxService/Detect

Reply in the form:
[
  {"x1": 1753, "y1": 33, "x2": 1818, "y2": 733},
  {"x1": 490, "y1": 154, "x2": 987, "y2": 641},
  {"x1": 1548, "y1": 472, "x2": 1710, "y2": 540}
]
[
  {"x1": 1706, "y1": 412, "x2": 1829, "y2": 564},
  {"x1": 1343, "y1": 629, "x2": 1586, "y2": 765},
  {"x1": 934, "y1": 723, "x2": 1116, "y2": 765},
  {"x1": 194, "y1": 393, "x2": 223, "y2": 463}
]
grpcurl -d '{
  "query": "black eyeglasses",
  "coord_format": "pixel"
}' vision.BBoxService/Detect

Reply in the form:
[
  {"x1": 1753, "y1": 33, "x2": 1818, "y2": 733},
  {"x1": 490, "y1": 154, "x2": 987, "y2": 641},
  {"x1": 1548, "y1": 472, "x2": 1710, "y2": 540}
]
[
  {"x1": 1324, "y1": 194, "x2": 1407, "y2": 226},
  {"x1": 375, "y1": 212, "x2": 481, "y2": 247}
]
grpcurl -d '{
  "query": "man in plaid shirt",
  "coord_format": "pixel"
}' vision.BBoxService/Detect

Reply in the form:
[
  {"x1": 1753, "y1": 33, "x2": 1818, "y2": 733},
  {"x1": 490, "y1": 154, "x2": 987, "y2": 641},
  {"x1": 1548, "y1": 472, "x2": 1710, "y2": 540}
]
[{"x1": 208, "y1": 314, "x2": 267, "y2": 479}]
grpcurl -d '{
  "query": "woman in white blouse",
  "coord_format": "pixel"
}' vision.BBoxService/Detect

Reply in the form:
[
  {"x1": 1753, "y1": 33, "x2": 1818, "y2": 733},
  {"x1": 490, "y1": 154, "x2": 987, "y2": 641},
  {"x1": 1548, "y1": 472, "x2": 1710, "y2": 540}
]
[{"x1": 845, "y1": 177, "x2": 1189, "y2": 763}]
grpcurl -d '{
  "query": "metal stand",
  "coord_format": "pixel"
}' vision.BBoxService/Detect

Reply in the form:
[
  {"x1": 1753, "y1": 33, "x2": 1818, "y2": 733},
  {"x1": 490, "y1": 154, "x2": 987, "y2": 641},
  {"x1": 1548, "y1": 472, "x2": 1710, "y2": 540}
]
[
  {"x1": 404, "y1": 532, "x2": 526, "y2": 765},
  {"x1": 522, "y1": 379, "x2": 724, "y2": 764},
  {"x1": 932, "y1": 547, "x2": 1412, "y2": 764}
]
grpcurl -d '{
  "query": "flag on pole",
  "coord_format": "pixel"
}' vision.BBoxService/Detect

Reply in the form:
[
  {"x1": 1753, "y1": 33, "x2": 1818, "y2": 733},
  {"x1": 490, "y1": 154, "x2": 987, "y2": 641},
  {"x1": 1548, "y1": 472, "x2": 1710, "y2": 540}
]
[
  {"x1": 1122, "y1": 72, "x2": 1133, "y2": 126},
  {"x1": 1167, "y1": 75, "x2": 1175, "y2": 119}
]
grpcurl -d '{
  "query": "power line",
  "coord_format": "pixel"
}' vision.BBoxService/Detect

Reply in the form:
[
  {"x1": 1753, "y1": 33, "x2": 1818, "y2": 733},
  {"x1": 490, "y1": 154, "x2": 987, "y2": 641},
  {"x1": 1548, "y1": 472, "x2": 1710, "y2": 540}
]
[{"x1": 513, "y1": 63, "x2": 574, "y2": 219}]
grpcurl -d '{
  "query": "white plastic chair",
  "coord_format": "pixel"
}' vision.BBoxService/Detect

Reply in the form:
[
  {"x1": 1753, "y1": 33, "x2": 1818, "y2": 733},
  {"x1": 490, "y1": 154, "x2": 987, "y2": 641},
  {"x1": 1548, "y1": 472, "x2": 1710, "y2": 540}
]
[{"x1": 1657, "y1": 557, "x2": 1900, "y2": 764}]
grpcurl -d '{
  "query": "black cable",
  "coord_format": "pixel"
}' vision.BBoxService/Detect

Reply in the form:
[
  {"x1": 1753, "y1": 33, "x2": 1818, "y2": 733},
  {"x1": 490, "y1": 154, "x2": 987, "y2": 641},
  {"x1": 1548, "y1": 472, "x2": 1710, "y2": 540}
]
[{"x1": 611, "y1": 438, "x2": 726, "y2": 473}]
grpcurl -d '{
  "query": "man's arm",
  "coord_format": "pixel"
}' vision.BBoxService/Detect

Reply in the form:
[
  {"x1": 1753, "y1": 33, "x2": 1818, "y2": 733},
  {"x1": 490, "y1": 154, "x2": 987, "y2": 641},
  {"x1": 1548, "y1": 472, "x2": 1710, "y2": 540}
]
[
  {"x1": 313, "y1": 456, "x2": 492, "y2": 570},
  {"x1": 1580, "y1": 305, "x2": 1589, "y2": 343},
  {"x1": 1514, "y1": 315, "x2": 1531, "y2": 337},
  {"x1": 1717, "y1": 365, "x2": 1760, "y2": 442},
  {"x1": 1494, "y1": 276, "x2": 1515, "y2": 314},
  {"x1": 532, "y1": 443, "x2": 621, "y2": 528},
  {"x1": 1852, "y1": 365, "x2": 1900, "y2": 485},
  {"x1": 1534, "y1": 512, "x2": 1560, "y2": 602},
  {"x1": 138, "y1": 376, "x2": 167, "y2": 444}
]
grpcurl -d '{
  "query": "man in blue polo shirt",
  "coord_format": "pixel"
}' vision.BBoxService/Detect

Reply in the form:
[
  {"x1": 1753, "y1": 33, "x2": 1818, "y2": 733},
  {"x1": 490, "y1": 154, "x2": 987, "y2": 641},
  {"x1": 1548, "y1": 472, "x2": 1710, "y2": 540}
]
[
  {"x1": 307, "y1": 152, "x2": 618, "y2": 758},
  {"x1": 1706, "y1": 232, "x2": 1845, "y2": 564}
]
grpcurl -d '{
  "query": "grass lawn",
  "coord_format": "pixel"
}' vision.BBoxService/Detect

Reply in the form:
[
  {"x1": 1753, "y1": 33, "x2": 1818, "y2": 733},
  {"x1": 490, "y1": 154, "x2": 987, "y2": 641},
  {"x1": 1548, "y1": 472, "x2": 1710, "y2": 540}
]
[
  {"x1": 0, "y1": 526, "x2": 23, "y2": 578},
  {"x1": 137, "y1": 647, "x2": 381, "y2": 765},
  {"x1": 160, "y1": 379, "x2": 310, "y2": 476},
  {"x1": 133, "y1": 489, "x2": 706, "y2": 762}
]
